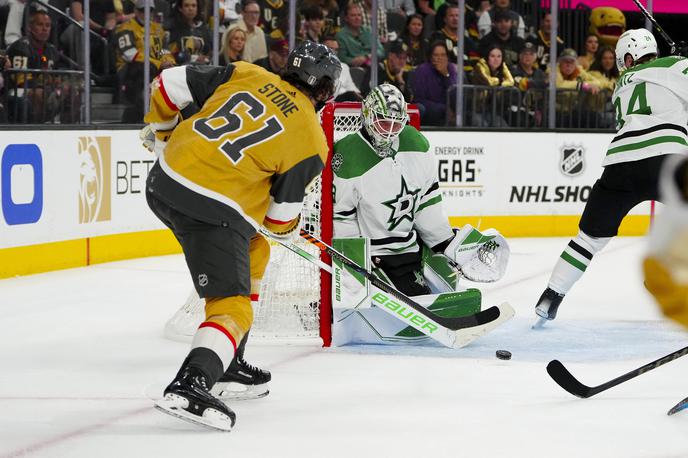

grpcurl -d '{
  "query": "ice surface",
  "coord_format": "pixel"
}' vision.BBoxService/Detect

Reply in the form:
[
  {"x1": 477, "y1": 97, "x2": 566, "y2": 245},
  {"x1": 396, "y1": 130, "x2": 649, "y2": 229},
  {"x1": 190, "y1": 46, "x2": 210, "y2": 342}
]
[{"x1": 1, "y1": 237, "x2": 687, "y2": 458}]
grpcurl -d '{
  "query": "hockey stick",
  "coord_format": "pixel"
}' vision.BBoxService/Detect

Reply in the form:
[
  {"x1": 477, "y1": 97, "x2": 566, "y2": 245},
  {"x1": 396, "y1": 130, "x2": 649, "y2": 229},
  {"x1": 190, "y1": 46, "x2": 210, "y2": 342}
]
[
  {"x1": 257, "y1": 227, "x2": 504, "y2": 332},
  {"x1": 296, "y1": 229, "x2": 505, "y2": 330},
  {"x1": 631, "y1": 0, "x2": 677, "y2": 55},
  {"x1": 547, "y1": 344, "x2": 688, "y2": 398},
  {"x1": 667, "y1": 395, "x2": 688, "y2": 416}
]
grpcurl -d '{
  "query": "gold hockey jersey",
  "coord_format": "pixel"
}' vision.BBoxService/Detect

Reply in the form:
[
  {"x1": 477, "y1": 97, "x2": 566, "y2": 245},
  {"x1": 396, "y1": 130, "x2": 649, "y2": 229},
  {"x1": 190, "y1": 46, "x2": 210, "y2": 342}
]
[
  {"x1": 115, "y1": 18, "x2": 175, "y2": 71},
  {"x1": 144, "y1": 62, "x2": 328, "y2": 235}
]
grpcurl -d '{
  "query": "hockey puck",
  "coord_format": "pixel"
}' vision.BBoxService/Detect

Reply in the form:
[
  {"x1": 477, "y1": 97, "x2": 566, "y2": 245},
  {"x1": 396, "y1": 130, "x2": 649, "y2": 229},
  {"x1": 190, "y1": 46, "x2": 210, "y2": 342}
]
[{"x1": 496, "y1": 350, "x2": 512, "y2": 360}]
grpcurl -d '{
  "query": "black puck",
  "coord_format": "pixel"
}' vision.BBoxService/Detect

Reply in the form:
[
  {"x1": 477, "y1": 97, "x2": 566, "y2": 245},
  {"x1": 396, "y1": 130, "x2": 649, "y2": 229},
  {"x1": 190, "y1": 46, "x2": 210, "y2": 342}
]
[{"x1": 496, "y1": 350, "x2": 512, "y2": 360}]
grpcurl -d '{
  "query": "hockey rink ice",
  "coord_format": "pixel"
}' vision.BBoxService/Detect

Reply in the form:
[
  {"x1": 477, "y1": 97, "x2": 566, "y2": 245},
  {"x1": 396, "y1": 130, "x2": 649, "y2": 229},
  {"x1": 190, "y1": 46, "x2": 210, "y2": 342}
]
[{"x1": 1, "y1": 236, "x2": 688, "y2": 458}]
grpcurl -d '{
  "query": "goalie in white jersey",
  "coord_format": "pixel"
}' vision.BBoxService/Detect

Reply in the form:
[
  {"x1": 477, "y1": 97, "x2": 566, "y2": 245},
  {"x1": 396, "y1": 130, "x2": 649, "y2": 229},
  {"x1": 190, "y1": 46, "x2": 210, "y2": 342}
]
[
  {"x1": 535, "y1": 29, "x2": 688, "y2": 324},
  {"x1": 332, "y1": 84, "x2": 510, "y2": 345}
]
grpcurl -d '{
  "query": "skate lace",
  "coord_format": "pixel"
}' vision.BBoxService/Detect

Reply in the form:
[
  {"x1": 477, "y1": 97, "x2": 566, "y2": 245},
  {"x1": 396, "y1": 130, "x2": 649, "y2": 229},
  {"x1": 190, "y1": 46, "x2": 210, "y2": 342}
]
[{"x1": 238, "y1": 357, "x2": 263, "y2": 374}]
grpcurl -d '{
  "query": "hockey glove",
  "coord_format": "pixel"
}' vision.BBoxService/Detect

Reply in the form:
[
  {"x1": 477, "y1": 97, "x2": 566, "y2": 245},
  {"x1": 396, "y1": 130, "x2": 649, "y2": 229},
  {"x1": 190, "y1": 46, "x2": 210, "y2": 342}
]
[
  {"x1": 139, "y1": 125, "x2": 172, "y2": 156},
  {"x1": 443, "y1": 224, "x2": 510, "y2": 282}
]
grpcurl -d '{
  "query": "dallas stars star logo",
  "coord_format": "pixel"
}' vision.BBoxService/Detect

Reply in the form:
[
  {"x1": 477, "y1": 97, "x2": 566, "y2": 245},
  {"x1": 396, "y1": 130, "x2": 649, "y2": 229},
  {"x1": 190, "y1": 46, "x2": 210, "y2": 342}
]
[{"x1": 382, "y1": 177, "x2": 420, "y2": 231}]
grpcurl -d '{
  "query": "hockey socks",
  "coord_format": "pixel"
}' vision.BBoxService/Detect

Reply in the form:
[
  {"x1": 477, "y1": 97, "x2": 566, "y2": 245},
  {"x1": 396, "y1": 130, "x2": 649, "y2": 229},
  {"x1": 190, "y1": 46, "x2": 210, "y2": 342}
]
[{"x1": 548, "y1": 231, "x2": 610, "y2": 295}]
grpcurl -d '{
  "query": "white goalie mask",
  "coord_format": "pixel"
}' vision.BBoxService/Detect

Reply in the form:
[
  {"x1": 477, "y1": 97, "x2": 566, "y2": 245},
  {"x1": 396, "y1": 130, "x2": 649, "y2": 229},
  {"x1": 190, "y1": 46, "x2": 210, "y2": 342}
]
[
  {"x1": 361, "y1": 83, "x2": 408, "y2": 157},
  {"x1": 615, "y1": 28, "x2": 658, "y2": 71}
]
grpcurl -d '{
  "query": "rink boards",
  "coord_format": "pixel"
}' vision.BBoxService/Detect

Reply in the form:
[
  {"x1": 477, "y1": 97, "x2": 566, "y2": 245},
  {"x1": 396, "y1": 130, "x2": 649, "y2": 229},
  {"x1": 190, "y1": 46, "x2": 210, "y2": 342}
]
[{"x1": 0, "y1": 128, "x2": 651, "y2": 277}]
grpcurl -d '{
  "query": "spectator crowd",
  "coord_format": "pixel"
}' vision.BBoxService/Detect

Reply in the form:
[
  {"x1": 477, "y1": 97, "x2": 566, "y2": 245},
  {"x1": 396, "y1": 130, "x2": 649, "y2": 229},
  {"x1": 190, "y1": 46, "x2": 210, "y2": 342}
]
[{"x1": 0, "y1": 0, "x2": 673, "y2": 126}]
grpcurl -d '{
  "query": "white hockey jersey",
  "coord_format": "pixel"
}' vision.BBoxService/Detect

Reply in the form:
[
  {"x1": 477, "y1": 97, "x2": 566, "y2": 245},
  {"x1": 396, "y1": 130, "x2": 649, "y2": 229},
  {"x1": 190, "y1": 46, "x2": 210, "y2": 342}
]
[
  {"x1": 604, "y1": 55, "x2": 688, "y2": 166},
  {"x1": 332, "y1": 126, "x2": 454, "y2": 256}
]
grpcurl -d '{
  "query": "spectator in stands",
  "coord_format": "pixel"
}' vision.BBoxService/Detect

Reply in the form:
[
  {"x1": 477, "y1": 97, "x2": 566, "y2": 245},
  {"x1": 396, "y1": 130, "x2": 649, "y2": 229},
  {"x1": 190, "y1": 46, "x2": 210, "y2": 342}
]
[
  {"x1": 478, "y1": 8, "x2": 523, "y2": 68},
  {"x1": 430, "y1": 4, "x2": 478, "y2": 67},
  {"x1": 6, "y1": 10, "x2": 74, "y2": 123},
  {"x1": 587, "y1": 45, "x2": 618, "y2": 91},
  {"x1": 474, "y1": 0, "x2": 491, "y2": 20},
  {"x1": 219, "y1": 25, "x2": 246, "y2": 64},
  {"x1": 471, "y1": 44, "x2": 513, "y2": 126},
  {"x1": 401, "y1": 13, "x2": 427, "y2": 68},
  {"x1": 362, "y1": 39, "x2": 411, "y2": 100},
  {"x1": 532, "y1": 12, "x2": 564, "y2": 70},
  {"x1": 511, "y1": 40, "x2": 546, "y2": 127},
  {"x1": 115, "y1": 0, "x2": 175, "y2": 122},
  {"x1": 302, "y1": 0, "x2": 340, "y2": 37},
  {"x1": 257, "y1": 0, "x2": 288, "y2": 38},
  {"x1": 587, "y1": 45, "x2": 618, "y2": 128},
  {"x1": 60, "y1": 0, "x2": 117, "y2": 74},
  {"x1": 412, "y1": 40, "x2": 457, "y2": 126},
  {"x1": 555, "y1": 48, "x2": 600, "y2": 128},
  {"x1": 231, "y1": 0, "x2": 267, "y2": 63},
  {"x1": 322, "y1": 35, "x2": 362, "y2": 101},
  {"x1": 577, "y1": 33, "x2": 599, "y2": 71},
  {"x1": 336, "y1": 1, "x2": 384, "y2": 68},
  {"x1": 166, "y1": 0, "x2": 211, "y2": 65},
  {"x1": 511, "y1": 40, "x2": 546, "y2": 91},
  {"x1": 383, "y1": 0, "x2": 415, "y2": 16},
  {"x1": 356, "y1": 0, "x2": 388, "y2": 42},
  {"x1": 435, "y1": 1, "x2": 479, "y2": 42},
  {"x1": 477, "y1": 0, "x2": 525, "y2": 39},
  {"x1": 253, "y1": 38, "x2": 289, "y2": 74},
  {"x1": 301, "y1": 4, "x2": 325, "y2": 43}
]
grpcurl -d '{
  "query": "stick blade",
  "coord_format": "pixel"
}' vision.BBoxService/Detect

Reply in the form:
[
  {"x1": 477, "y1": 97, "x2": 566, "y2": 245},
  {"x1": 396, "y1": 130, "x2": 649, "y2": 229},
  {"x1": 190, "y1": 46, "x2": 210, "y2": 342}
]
[
  {"x1": 441, "y1": 305, "x2": 501, "y2": 330},
  {"x1": 546, "y1": 360, "x2": 594, "y2": 399},
  {"x1": 667, "y1": 396, "x2": 688, "y2": 416}
]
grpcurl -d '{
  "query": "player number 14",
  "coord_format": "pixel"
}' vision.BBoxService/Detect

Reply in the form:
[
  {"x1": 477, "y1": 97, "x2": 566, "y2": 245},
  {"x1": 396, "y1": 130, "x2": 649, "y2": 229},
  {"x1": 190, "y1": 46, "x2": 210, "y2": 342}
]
[{"x1": 613, "y1": 82, "x2": 652, "y2": 129}]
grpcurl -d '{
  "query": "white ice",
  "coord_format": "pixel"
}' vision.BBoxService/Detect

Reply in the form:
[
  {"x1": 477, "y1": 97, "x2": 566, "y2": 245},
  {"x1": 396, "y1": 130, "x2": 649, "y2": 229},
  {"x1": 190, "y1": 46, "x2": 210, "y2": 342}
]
[{"x1": 1, "y1": 237, "x2": 687, "y2": 458}]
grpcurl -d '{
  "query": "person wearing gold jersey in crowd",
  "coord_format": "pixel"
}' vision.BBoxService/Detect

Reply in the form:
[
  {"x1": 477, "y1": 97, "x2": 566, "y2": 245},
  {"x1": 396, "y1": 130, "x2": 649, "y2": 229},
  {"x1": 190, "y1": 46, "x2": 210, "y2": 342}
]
[
  {"x1": 141, "y1": 41, "x2": 341, "y2": 431},
  {"x1": 115, "y1": 0, "x2": 175, "y2": 122}
]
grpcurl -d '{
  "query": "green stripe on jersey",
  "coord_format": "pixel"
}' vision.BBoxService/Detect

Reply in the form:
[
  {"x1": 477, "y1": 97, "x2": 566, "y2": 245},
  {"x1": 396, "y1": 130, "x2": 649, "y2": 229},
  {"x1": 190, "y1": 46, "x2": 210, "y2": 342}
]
[
  {"x1": 417, "y1": 195, "x2": 442, "y2": 212},
  {"x1": 561, "y1": 251, "x2": 587, "y2": 272},
  {"x1": 607, "y1": 135, "x2": 688, "y2": 155}
]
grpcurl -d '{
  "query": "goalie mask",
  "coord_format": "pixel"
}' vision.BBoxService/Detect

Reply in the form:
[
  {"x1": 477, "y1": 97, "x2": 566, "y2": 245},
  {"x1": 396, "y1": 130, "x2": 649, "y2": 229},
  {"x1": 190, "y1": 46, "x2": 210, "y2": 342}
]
[{"x1": 361, "y1": 83, "x2": 408, "y2": 156}]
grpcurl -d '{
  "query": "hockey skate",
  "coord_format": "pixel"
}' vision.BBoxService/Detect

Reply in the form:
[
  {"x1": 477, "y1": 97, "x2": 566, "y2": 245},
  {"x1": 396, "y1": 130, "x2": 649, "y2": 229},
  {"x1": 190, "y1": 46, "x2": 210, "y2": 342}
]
[
  {"x1": 532, "y1": 287, "x2": 565, "y2": 329},
  {"x1": 211, "y1": 355, "x2": 271, "y2": 402},
  {"x1": 155, "y1": 366, "x2": 236, "y2": 432}
]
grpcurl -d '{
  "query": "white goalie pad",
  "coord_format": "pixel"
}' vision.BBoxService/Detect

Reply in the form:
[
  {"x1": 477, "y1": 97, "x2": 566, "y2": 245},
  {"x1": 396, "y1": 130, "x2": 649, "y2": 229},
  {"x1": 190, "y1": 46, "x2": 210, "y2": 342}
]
[{"x1": 443, "y1": 224, "x2": 510, "y2": 283}]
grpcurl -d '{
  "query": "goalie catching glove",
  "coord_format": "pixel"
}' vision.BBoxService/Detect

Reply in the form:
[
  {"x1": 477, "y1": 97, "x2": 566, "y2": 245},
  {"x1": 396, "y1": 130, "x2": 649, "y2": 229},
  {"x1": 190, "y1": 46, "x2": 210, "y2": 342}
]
[{"x1": 442, "y1": 224, "x2": 509, "y2": 282}]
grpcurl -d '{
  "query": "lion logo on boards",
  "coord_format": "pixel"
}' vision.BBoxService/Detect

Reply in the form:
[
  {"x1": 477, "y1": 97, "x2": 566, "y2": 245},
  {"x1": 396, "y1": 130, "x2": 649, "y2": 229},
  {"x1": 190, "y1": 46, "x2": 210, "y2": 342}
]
[
  {"x1": 560, "y1": 145, "x2": 584, "y2": 177},
  {"x1": 78, "y1": 136, "x2": 111, "y2": 223}
]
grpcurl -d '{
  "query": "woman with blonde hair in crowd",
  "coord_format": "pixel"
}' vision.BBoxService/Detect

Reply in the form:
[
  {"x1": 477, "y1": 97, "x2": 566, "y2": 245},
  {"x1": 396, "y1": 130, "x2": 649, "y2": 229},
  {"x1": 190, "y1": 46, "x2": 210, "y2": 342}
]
[
  {"x1": 220, "y1": 27, "x2": 246, "y2": 65},
  {"x1": 577, "y1": 33, "x2": 599, "y2": 70}
]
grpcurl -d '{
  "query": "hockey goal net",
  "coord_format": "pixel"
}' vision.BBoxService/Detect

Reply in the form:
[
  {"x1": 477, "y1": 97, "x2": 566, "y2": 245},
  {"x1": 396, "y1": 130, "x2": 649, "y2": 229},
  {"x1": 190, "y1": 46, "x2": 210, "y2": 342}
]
[{"x1": 164, "y1": 102, "x2": 421, "y2": 346}]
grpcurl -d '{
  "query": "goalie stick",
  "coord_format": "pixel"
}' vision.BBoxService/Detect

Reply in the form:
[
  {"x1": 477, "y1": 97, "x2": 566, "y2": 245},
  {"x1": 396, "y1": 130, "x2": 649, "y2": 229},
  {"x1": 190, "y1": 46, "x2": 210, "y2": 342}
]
[
  {"x1": 667, "y1": 396, "x2": 688, "y2": 416},
  {"x1": 258, "y1": 228, "x2": 513, "y2": 346},
  {"x1": 546, "y1": 344, "x2": 688, "y2": 398},
  {"x1": 631, "y1": 0, "x2": 677, "y2": 55}
]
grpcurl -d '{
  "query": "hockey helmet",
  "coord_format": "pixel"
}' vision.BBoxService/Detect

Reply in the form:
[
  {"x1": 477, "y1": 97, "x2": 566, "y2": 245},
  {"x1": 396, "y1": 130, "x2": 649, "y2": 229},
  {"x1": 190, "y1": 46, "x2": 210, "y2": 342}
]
[
  {"x1": 361, "y1": 83, "x2": 408, "y2": 156},
  {"x1": 284, "y1": 40, "x2": 342, "y2": 101},
  {"x1": 615, "y1": 28, "x2": 658, "y2": 71}
]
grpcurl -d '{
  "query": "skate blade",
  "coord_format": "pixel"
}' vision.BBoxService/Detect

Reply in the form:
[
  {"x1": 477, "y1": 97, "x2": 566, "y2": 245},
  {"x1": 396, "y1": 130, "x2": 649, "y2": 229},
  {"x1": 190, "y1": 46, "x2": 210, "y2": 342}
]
[
  {"x1": 667, "y1": 397, "x2": 688, "y2": 416},
  {"x1": 531, "y1": 317, "x2": 548, "y2": 330},
  {"x1": 211, "y1": 382, "x2": 270, "y2": 402},
  {"x1": 154, "y1": 394, "x2": 234, "y2": 432}
]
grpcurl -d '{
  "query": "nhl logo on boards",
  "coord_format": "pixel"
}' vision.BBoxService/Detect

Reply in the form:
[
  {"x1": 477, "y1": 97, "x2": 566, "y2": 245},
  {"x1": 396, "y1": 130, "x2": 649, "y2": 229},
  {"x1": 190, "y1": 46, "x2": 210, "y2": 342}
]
[
  {"x1": 560, "y1": 146, "x2": 584, "y2": 177},
  {"x1": 198, "y1": 274, "x2": 209, "y2": 287}
]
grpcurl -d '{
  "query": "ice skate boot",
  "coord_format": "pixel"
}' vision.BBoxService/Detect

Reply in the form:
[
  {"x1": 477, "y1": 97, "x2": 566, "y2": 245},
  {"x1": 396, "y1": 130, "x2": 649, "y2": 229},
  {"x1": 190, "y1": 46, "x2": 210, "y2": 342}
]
[
  {"x1": 155, "y1": 366, "x2": 236, "y2": 432},
  {"x1": 532, "y1": 287, "x2": 565, "y2": 329},
  {"x1": 211, "y1": 355, "x2": 271, "y2": 401}
]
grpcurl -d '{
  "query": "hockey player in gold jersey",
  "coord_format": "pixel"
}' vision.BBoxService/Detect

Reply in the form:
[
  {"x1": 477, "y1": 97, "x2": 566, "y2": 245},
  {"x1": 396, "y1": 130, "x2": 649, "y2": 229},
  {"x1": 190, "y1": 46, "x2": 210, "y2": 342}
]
[{"x1": 145, "y1": 41, "x2": 341, "y2": 431}]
